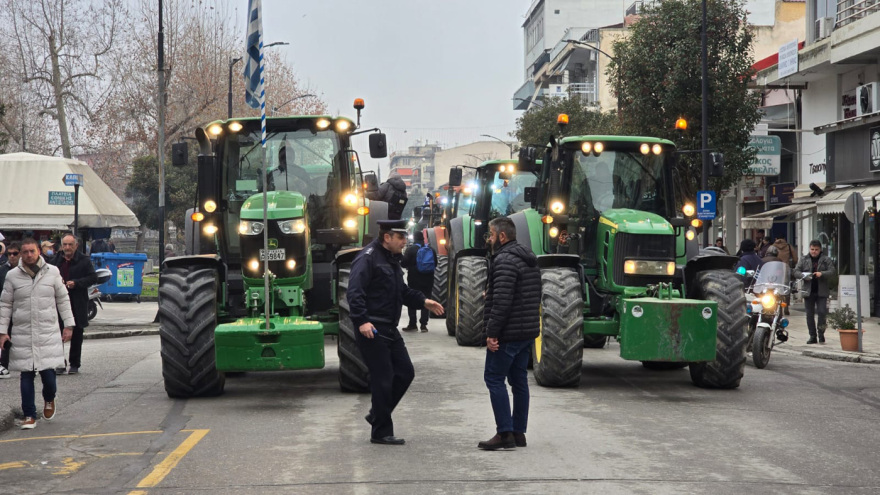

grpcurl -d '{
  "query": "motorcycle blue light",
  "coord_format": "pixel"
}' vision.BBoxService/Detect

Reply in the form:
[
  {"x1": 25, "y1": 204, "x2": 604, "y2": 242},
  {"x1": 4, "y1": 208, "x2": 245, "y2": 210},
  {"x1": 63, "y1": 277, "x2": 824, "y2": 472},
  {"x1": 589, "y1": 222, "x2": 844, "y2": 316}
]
[
  {"x1": 746, "y1": 305, "x2": 752, "y2": 314},
  {"x1": 780, "y1": 318, "x2": 789, "y2": 328},
  {"x1": 736, "y1": 266, "x2": 747, "y2": 276}
]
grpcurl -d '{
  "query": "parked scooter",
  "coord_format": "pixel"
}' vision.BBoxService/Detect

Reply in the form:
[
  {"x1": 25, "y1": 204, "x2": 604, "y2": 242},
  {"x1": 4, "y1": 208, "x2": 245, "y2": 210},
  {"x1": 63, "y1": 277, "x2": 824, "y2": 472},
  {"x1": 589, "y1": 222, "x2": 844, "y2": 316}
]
[
  {"x1": 88, "y1": 268, "x2": 112, "y2": 321},
  {"x1": 741, "y1": 261, "x2": 799, "y2": 368}
]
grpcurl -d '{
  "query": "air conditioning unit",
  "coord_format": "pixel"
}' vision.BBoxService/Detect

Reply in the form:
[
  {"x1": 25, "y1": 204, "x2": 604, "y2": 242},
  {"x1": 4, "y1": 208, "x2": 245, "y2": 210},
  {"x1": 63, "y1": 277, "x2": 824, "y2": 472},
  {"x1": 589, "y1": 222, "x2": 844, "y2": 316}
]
[
  {"x1": 857, "y1": 82, "x2": 879, "y2": 116},
  {"x1": 815, "y1": 17, "x2": 834, "y2": 40}
]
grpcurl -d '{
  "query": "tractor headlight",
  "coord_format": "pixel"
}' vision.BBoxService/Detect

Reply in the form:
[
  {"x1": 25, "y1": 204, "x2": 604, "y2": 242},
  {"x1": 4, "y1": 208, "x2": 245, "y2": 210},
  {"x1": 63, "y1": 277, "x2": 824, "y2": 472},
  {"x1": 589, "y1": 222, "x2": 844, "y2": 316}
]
[
  {"x1": 343, "y1": 218, "x2": 357, "y2": 229},
  {"x1": 761, "y1": 293, "x2": 777, "y2": 309},
  {"x1": 239, "y1": 220, "x2": 264, "y2": 235},
  {"x1": 335, "y1": 120, "x2": 351, "y2": 132},
  {"x1": 549, "y1": 227, "x2": 559, "y2": 238},
  {"x1": 286, "y1": 259, "x2": 297, "y2": 270},
  {"x1": 278, "y1": 218, "x2": 306, "y2": 234},
  {"x1": 249, "y1": 259, "x2": 260, "y2": 271},
  {"x1": 343, "y1": 193, "x2": 358, "y2": 206},
  {"x1": 550, "y1": 201, "x2": 565, "y2": 214},
  {"x1": 623, "y1": 260, "x2": 675, "y2": 276},
  {"x1": 204, "y1": 200, "x2": 217, "y2": 213},
  {"x1": 316, "y1": 119, "x2": 331, "y2": 130},
  {"x1": 203, "y1": 224, "x2": 218, "y2": 235}
]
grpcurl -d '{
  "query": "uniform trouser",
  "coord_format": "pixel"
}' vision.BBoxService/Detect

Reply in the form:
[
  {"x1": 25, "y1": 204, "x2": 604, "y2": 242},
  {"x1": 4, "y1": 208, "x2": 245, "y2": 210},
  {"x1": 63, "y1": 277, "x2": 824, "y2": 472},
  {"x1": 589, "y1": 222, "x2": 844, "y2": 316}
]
[
  {"x1": 356, "y1": 328, "x2": 414, "y2": 439},
  {"x1": 21, "y1": 369, "x2": 57, "y2": 419},
  {"x1": 804, "y1": 295, "x2": 828, "y2": 339},
  {"x1": 484, "y1": 340, "x2": 532, "y2": 434}
]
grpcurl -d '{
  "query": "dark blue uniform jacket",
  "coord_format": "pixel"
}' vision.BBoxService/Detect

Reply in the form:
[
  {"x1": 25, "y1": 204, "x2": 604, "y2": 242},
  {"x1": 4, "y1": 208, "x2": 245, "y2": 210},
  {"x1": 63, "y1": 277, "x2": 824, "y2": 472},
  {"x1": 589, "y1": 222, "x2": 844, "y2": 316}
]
[{"x1": 348, "y1": 239, "x2": 426, "y2": 329}]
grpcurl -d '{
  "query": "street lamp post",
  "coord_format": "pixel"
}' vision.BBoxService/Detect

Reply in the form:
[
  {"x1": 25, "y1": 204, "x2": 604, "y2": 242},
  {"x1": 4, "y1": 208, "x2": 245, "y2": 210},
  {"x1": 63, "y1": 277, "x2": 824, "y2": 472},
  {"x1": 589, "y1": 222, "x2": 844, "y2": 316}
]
[
  {"x1": 227, "y1": 41, "x2": 289, "y2": 119},
  {"x1": 700, "y1": 0, "x2": 710, "y2": 247},
  {"x1": 480, "y1": 134, "x2": 515, "y2": 159},
  {"x1": 272, "y1": 94, "x2": 316, "y2": 115}
]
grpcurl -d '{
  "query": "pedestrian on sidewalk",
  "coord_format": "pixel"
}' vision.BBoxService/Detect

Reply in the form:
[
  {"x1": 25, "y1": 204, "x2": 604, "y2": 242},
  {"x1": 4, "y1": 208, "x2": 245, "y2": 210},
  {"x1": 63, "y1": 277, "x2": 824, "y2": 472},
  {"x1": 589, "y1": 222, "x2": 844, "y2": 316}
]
[
  {"x1": 479, "y1": 217, "x2": 541, "y2": 451},
  {"x1": 348, "y1": 219, "x2": 444, "y2": 445},
  {"x1": 773, "y1": 235, "x2": 798, "y2": 268},
  {"x1": 51, "y1": 234, "x2": 97, "y2": 375},
  {"x1": 0, "y1": 241, "x2": 20, "y2": 379},
  {"x1": 400, "y1": 228, "x2": 436, "y2": 332},
  {"x1": 794, "y1": 240, "x2": 836, "y2": 344},
  {"x1": 0, "y1": 237, "x2": 75, "y2": 430}
]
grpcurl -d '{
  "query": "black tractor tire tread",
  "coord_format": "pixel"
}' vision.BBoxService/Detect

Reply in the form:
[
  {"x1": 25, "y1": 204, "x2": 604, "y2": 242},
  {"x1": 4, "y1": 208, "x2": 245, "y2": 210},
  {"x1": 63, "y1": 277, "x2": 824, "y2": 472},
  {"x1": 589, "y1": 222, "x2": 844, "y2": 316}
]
[
  {"x1": 336, "y1": 262, "x2": 370, "y2": 393},
  {"x1": 688, "y1": 270, "x2": 749, "y2": 389},
  {"x1": 158, "y1": 265, "x2": 225, "y2": 398},
  {"x1": 751, "y1": 325, "x2": 772, "y2": 369},
  {"x1": 455, "y1": 257, "x2": 488, "y2": 346},
  {"x1": 534, "y1": 267, "x2": 584, "y2": 387},
  {"x1": 432, "y1": 255, "x2": 449, "y2": 307}
]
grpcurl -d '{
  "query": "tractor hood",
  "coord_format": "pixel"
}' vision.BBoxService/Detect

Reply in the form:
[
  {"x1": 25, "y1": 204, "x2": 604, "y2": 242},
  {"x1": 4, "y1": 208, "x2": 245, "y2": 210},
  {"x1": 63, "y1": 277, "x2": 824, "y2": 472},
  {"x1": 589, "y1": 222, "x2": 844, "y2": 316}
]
[
  {"x1": 599, "y1": 209, "x2": 674, "y2": 235},
  {"x1": 241, "y1": 191, "x2": 306, "y2": 220}
]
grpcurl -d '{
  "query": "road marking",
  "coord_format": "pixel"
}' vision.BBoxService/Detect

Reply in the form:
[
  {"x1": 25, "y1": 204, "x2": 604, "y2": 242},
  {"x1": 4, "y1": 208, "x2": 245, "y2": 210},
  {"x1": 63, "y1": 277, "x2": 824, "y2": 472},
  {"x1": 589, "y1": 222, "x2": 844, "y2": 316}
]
[
  {"x1": 53, "y1": 457, "x2": 85, "y2": 475},
  {"x1": 132, "y1": 429, "x2": 209, "y2": 491},
  {"x1": 0, "y1": 430, "x2": 164, "y2": 444},
  {"x1": 0, "y1": 461, "x2": 31, "y2": 470}
]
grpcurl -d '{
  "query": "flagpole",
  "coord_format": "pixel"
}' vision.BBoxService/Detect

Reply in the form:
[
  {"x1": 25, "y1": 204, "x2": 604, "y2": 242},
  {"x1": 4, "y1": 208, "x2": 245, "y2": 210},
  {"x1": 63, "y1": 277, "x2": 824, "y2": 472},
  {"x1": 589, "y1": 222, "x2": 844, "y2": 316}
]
[{"x1": 259, "y1": 41, "x2": 270, "y2": 329}]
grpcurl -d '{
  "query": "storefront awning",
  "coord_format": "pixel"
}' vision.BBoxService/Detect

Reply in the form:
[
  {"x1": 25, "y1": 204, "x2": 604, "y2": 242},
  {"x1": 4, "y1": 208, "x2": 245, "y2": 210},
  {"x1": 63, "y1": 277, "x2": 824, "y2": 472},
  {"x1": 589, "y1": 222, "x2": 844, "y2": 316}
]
[
  {"x1": 741, "y1": 201, "x2": 816, "y2": 230},
  {"x1": 816, "y1": 185, "x2": 880, "y2": 214}
]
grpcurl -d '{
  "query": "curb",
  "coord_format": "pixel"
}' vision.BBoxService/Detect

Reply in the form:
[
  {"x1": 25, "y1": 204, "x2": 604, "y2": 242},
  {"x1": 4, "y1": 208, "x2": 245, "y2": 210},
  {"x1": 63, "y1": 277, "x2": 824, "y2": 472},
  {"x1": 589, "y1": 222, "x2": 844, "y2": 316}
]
[
  {"x1": 84, "y1": 327, "x2": 159, "y2": 340},
  {"x1": 802, "y1": 349, "x2": 880, "y2": 364}
]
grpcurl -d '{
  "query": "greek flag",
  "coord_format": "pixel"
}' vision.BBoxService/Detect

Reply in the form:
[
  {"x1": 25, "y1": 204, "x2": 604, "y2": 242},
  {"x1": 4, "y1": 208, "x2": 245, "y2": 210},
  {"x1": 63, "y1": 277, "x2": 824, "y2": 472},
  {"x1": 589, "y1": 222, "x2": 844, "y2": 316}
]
[{"x1": 243, "y1": 0, "x2": 263, "y2": 110}]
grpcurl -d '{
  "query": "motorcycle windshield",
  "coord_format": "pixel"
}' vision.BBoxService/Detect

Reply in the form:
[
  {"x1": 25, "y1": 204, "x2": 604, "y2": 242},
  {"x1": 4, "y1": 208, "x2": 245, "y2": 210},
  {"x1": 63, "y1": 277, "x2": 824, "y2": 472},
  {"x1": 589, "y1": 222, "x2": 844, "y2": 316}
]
[{"x1": 754, "y1": 261, "x2": 791, "y2": 295}]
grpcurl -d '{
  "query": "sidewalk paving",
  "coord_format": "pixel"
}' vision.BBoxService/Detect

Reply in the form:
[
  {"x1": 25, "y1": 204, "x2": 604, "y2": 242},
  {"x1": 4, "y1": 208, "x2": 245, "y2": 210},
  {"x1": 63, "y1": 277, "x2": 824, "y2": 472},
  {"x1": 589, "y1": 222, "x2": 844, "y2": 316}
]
[{"x1": 763, "y1": 300, "x2": 880, "y2": 364}]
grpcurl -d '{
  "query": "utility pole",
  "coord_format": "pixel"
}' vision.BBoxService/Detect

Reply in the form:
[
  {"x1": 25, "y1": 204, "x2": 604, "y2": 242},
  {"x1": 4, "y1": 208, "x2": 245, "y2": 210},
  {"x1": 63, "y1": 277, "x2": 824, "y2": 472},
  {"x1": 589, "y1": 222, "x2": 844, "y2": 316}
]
[
  {"x1": 158, "y1": 0, "x2": 166, "y2": 267},
  {"x1": 701, "y1": 0, "x2": 710, "y2": 247}
]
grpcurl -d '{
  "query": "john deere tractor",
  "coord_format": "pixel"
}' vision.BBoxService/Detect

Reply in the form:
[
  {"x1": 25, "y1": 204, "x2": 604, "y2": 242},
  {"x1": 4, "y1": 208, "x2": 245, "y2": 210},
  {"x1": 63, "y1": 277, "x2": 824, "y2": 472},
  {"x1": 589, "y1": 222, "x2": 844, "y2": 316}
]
[
  {"x1": 513, "y1": 131, "x2": 747, "y2": 389},
  {"x1": 159, "y1": 101, "x2": 389, "y2": 397},
  {"x1": 443, "y1": 160, "x2": 539, "y2": 346}
]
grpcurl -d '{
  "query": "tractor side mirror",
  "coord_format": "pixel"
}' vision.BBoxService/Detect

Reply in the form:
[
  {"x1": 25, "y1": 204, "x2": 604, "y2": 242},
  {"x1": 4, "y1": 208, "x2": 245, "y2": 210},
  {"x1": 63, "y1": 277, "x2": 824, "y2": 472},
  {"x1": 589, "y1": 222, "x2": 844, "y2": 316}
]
[
  {"x1": 448, "y1": 168, "x2": 463, "y2": 187},
  {"x1": 709, "y1": 152, "x2": 724, "y2": 178},
  {"x1": 369, "y1": 133, "x2": 388, "y2": 158},
  {"x1": 172, "y1": 142, "x2": 189, "y2": 167},
  {"x1": 518, "y1": 146, "x2": 539, "y2": 171},
  {"x1": 523, "y1": 187, "x2": 538, "y2": 205},
  {"x1": 363, "y1": 172, "x2": 379, "y2": 195}
]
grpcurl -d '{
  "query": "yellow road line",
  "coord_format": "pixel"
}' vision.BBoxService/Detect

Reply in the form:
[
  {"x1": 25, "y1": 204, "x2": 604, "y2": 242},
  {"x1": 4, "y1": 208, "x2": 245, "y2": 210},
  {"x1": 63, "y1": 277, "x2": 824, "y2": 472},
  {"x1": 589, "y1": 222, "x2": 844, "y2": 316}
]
[
  {"x1": 0, "y1": 430, "x2": 164, "y2": 444},
  {"x1": 53, "y1": 457, "x2": 86, "y2": 475},
  {"x1": 134, "y1": 429, "x2": 209, "y2": 489},
  {"x1": 0, "y1": 461, "x2": 31, "y2": 470}
]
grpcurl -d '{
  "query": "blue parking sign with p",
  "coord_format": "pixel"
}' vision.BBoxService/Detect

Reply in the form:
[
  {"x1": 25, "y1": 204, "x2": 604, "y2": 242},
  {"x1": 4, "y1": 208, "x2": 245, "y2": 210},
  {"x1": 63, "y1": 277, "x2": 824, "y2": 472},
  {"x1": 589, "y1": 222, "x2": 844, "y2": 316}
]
[{"x1": 697, "y1": 190, "x2": 716, "y2": 220}]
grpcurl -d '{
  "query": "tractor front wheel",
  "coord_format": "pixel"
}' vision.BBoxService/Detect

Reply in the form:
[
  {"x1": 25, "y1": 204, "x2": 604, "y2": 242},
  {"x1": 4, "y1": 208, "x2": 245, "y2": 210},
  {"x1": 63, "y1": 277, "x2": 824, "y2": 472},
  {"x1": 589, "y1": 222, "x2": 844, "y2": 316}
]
[
  {"x1": 337, "y1": 262, "x2": 370, "y2": 393},
  {"x1": 454, "y1": 257, "x2": 488, "y2": 347},
  {"x1": 534, "y1": 267, "x2": 584, "y2": 387},
  {"x1": 431, "y1": 255, "x2": 448, "y2": 318},
  {"x1": 688, "y1": 270, "x2": 748, "y2": 389},
  {"x1": 158, "y1": 265, "x2": 225, "y2": 398}
]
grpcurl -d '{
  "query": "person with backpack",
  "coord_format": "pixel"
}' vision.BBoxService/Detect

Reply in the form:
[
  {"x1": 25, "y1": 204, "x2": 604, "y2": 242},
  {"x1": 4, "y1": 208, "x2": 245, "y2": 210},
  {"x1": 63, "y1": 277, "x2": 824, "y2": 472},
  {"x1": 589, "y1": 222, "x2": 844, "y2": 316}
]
[
  {"x1": 400, "y1": 228, "x2": 436, "y2": 332},
  {"x1": 372, "y1": 175, "x2": 408, "y2": 220}
]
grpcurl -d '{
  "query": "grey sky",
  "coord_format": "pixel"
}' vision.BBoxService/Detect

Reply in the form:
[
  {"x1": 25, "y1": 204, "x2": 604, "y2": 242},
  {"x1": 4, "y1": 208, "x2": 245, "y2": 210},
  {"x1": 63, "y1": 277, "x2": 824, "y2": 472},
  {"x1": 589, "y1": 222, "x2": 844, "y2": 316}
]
[{"x1": 260, "y1": 0, "x2": 532, "y2": 177}]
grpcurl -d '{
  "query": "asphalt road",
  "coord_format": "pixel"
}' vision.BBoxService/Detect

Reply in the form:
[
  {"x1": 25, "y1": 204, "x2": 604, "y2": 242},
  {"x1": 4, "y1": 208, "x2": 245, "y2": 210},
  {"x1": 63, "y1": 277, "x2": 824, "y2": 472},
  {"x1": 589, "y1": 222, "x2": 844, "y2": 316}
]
[{"x1": 1, "y1": 320, "x2": 880, "y2": 494}]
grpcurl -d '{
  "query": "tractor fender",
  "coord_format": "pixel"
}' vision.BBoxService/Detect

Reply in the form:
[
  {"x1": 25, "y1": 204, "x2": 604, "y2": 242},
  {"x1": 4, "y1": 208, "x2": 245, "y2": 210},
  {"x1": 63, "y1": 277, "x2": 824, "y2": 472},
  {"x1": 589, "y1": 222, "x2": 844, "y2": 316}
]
[
  {"x1": 455, "y1": 247, "x2": 488, "y2": 260},
  {"x1": 334, "y1": 248, "x2": 363, "y2": 268},
  {"x1": 163, "y1": 254, "x2": 223, "y2": 271},
  {"x1": 448, "y1": 216, "x2": 466, "y2": 260},
  {"x1": 537, "y1": 254, "x2": 586, "y2": 302},
  {"x1": 508, "y1": 211, "x2": 533, "y2": 255},
  {"x1": 682, "y1": 247, "x2": 739, "y2": 298},
  {"x1": 432, "y1": 226, "x2": 448, "y2": 256}
]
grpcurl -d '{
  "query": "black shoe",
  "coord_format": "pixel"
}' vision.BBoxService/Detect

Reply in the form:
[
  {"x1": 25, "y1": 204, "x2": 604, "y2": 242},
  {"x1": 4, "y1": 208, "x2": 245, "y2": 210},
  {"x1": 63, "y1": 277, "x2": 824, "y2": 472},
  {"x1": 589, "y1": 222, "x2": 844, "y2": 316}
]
[
  {"x1": 402, "y1": 325, "x2": 417, "y2": 332},
  {"x1": 365, "y1": 410, "x2": 375, "y2": 425},
  {"x1": 420, "y1": 325, "x2": 429, "y2": 333},
  {"x1": 67, "y1": 366, "x2": 79, "y2": 375},
  {"x1": 513, "y1": 432, "x2": 527, "y2": 448},
  {"x1": 478, "y1": 432, "x2": 516, "y2": 451},
  {"x1": 818, "y1": 336, "x2": 826, "y2": 343},
  {"x1": 806, "y1": 338, "x2": 818, "y2": 344},
  {"x1": 371, "y1": 436, "x2": 405, "y2": 445}
]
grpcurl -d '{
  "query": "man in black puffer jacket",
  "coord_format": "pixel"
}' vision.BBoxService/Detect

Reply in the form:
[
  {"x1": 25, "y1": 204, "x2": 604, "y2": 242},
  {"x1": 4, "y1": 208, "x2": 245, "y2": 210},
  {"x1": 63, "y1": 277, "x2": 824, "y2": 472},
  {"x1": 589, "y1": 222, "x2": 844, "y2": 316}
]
[{"x1": 478, "y1": 216, "x2": 541, "y2": 451}]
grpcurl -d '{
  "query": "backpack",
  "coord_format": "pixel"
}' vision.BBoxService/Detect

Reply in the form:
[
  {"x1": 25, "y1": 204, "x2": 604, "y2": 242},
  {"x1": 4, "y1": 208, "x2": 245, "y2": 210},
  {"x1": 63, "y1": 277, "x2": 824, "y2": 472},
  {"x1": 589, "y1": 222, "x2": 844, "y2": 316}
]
[
  {"x1": 415, "y1": 243, "x2": 436, "y2": 274},
  {"x1": 386, "y1": 187, "x2": 408, "y2": 220}
]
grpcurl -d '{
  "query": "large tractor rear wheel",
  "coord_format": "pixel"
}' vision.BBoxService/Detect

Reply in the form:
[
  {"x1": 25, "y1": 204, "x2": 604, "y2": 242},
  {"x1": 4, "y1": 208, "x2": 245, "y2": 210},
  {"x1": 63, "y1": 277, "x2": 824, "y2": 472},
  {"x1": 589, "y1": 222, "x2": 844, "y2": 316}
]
[
  {"x1": 336, "y1": 262, "x2": 370, "y2": 393},
  {"x1": 688, "y1": 270, "x2": 748, "y2": 389},
  {"x1": 534, "y1": 267, "x2": 584, "y2": 387},
  {"x1": 431, "y1": 255, "x2": 448, "y2": 318},
  {"x1": 159, "y1": 265, "x2": 225, "y2": 398},
  {"x1": 454, "y1": 256, "x2": 488, "y2": 346}
]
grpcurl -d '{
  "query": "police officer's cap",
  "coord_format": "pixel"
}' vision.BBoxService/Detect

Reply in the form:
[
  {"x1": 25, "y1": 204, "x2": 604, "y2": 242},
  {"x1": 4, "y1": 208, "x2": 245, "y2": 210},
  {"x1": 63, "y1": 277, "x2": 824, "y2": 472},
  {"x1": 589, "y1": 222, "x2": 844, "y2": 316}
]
[{"x1": 377, "y1": 219, "x2": 408, "y2": 233}]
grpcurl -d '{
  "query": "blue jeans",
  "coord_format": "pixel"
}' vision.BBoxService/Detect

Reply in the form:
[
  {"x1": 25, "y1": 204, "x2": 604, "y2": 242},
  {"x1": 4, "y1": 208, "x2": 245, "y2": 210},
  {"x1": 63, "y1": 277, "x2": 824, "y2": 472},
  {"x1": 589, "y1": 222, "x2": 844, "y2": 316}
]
[
  {"x1": 484, "y1": 340, "x2": 532, "y2": 434},
  {"x1": 21, "y1": 369, "x2": 57, "y2": 419}
]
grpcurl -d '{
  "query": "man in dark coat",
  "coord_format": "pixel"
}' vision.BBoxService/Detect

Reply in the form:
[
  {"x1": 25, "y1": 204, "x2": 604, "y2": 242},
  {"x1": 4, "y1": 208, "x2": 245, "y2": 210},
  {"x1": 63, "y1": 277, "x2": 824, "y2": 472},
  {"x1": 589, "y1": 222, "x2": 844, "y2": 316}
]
[
  {"x1": 735, "y1": 239, "x2": 764, "y2": 288},
  {"x1": 0, "y1": 242, "x2": 20, "y2": 378},
  {"x1": 370, "y1": 175, "x2": 408, "y2": 220},
  {"x1": 52, "y1": 234, "x2": 97, "y2": 374},
  {"x1": 794, "y1": 240, "x2": 837, "y2": 344},
  {"x1": 400, "y1": 228, "x2": 435, "y2": 332},
  {"x1": 348, "y1": 219, "x2": 444, "y2": 445},
  {"x1": 479, "y1": 216, "x2": 541, "y2": 451}
]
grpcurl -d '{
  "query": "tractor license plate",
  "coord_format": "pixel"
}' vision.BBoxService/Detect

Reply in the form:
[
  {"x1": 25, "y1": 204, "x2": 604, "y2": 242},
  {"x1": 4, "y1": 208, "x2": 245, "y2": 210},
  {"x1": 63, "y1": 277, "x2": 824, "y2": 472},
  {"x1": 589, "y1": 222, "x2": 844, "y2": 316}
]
[{"x1": 259, "y1": 248, "x2": 286, "y2": 261}]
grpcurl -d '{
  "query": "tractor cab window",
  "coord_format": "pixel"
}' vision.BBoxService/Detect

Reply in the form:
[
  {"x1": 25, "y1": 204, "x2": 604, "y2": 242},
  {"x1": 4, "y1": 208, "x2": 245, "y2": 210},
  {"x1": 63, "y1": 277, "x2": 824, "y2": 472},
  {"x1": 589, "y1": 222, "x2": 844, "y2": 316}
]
[
  {"x1": 227, "y1": 129, "x2": 343, "y2": 232},
  {"x1": 571, "y1": 150, "x2": 670, "y2": 218},
  {"x1": 489, "y1": 171, "x2": 538, "y2": 219}
]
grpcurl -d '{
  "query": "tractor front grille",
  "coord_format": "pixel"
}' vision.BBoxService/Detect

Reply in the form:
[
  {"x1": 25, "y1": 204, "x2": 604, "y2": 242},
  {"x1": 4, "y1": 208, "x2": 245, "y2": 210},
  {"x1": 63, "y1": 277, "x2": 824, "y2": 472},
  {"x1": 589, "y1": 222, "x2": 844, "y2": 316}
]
[{"x1": 612, "y1": 233, "x2": 675, "y2": 287}]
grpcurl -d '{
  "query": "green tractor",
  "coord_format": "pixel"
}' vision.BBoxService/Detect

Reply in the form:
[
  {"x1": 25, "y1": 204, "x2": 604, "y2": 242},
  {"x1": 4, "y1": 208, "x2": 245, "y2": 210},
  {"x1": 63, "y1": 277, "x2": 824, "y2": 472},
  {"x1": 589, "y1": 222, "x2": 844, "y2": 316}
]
[
  {"x1": 159, "y1": 103, "x2": 389, "y2": 397},
  {"x1": 512, "y1": 133, "x2": 748, "y2": 388},
  {"x1": 444, "y1": 160, "x2": 540, "y2": 346}
]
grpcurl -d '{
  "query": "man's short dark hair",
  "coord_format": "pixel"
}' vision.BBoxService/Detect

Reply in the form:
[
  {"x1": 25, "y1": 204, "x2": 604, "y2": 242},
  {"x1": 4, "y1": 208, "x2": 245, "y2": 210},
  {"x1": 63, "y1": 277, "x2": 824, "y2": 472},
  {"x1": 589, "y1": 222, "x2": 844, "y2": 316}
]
[
  {"x1": 488, "y1": 217, "x2": 516, "y2": 241},
  {"x1": 61, "y1": 233, "x2": 80, "y2": 244},
  {"x1": 7, "y1": 242, "x2": 20, "y2": 251},
  {"x1": 740, "y1": 239, "x2": 756, "y2": 252},
  {"x1": 21, "y1": 237, "x2": 38, "y2": 248},
  {"x1": 810, "y1": 240, "x2": 823, "y2": 249},
  {"x1": 379, "y1": 229, "x2": 405, "y2": 243}
]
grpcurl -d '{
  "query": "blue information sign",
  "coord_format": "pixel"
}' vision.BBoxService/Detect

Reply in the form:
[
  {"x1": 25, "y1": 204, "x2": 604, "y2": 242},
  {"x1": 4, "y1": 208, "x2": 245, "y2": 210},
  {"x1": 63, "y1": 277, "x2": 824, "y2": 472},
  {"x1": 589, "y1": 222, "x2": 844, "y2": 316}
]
[
  {"x1": 63, "y1": 173, "x2": 83, "y2": 186},
  {"x1": 696, "y1": 190, "x2": 716, "y2": 220}
]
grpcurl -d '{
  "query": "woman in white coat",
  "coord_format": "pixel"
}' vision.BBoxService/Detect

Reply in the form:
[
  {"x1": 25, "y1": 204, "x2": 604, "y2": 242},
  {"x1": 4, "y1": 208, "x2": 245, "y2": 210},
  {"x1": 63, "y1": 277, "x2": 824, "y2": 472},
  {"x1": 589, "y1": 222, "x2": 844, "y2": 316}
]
[{"x1": 0, "y1": 238, "x2": 74, "y2": 429}]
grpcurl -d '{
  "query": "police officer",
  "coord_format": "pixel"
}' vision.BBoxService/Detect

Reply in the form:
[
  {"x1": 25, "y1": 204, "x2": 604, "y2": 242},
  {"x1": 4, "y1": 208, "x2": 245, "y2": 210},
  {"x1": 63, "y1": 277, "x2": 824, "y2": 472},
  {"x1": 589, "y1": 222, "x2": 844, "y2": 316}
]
[{"x1": 348, "y1": 219, "x2": 444, "y2": 445}]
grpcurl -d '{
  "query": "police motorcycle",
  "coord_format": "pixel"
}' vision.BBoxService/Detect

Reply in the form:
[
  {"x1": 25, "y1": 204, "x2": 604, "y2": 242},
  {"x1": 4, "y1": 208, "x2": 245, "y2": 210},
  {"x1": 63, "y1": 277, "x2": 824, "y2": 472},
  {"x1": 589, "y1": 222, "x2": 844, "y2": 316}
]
[
  {"x1": 87, "y1": 268, "x2": 112, "y2": 321},
  {"x1": 740, "y1": 261, "x2": 794, "y2": 369}
]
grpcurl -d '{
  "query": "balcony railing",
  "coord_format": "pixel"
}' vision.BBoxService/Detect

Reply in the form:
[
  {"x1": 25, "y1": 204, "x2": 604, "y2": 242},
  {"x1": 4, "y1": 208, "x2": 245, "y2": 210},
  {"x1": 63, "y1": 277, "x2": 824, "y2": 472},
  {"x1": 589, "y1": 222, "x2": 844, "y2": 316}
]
[{"x1": 837, "y1": 0, "x2": 880, "y2": 28}]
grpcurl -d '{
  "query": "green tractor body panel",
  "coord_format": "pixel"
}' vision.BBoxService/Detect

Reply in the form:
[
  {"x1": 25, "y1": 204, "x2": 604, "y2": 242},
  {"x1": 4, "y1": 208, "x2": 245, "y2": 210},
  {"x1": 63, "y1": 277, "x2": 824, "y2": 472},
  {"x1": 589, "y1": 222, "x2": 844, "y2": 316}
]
[
  {"x1": 522, "y1": 209, "x2": 545, "y2": 255},
  {"x1": 215, "y1": 316, "x2": 325, "y2": 371},
  {"x1": 617, "y1": 297, "x2": 718, "y2": 361},
  {"x1": 595, "y1": 209, "x2": 675, "y2": 293},
  {"x1": 240, "y1": 190, "x2": 306, "y2": 220}
]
